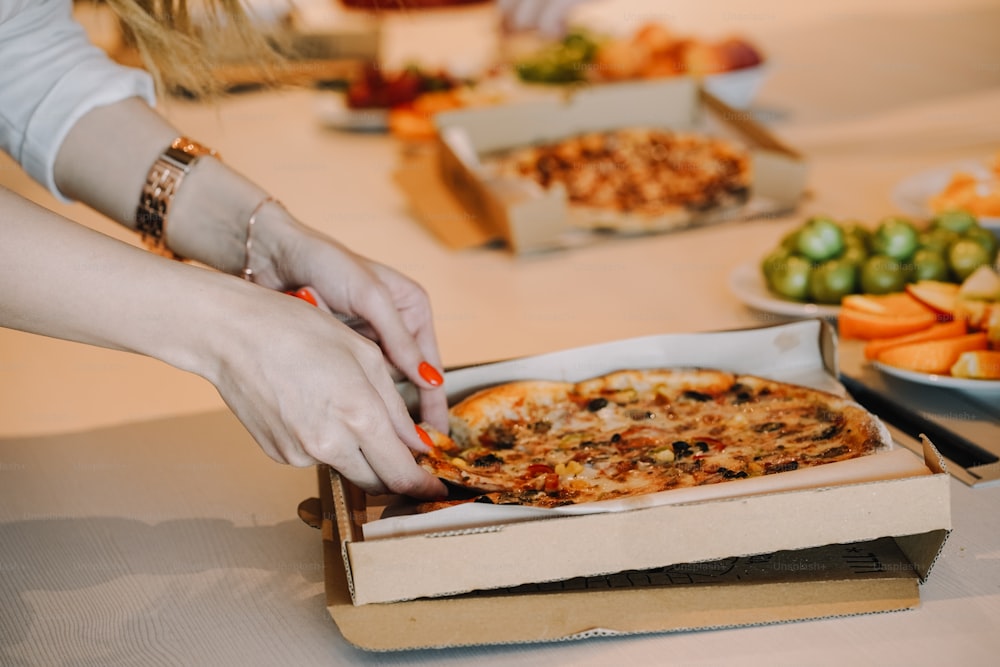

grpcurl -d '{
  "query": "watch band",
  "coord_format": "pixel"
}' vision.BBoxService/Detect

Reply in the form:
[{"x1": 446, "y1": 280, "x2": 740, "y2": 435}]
[{"x1": 136, "y1": 137, "x2": 219, "y2": 259}]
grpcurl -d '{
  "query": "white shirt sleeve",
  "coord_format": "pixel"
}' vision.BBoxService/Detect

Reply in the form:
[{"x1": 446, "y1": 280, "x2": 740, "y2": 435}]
[{"x1": 0, "y1": 0, "x2": 156, "y2": 202}]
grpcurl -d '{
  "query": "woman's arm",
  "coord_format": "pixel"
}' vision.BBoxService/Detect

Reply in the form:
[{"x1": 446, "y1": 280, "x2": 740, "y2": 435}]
[
  {"x1": 0, "y1": 183, "x2": 446, "y2": 498},
  {"x1": 3, "y1": 0, "x2": 448, "y2": 495},
  {"x1": 52, "y1": 96, "x2": 266, "y2": 274},
  {"x1": 52, "y1": 96, "x2": 449, "y2": 430}
]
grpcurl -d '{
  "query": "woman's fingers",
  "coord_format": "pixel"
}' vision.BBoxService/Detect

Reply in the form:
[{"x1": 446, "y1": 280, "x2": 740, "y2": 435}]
[
  {"x1": 317, "y1": 262, "x2": 450, "y2": 429},
  {"x1": 285, "y1": 282, "x2": 449, "y2": 430}
]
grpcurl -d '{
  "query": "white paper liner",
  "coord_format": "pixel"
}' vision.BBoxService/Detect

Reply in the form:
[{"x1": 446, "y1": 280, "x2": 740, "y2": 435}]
[
  {"x1": 363, "y1": 446, "x2": 929, "y2": 540},
  {"x1": 374, "y1": 321, "x2": 920, "y2": 541}
]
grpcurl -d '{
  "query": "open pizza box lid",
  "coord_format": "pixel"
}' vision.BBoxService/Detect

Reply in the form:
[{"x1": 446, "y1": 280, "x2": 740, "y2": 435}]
[
  {"x1": 303, "y1": 320, "x2": 951, "y2": 651},
  {"x1": 394, "y1": 76, "x2": 807, "y2": 254}
]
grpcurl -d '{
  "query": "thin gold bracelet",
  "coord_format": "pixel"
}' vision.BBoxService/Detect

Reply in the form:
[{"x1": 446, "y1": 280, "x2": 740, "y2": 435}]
[{"x1": 241, "y1": 196, "x2": 280, "y2": 282}]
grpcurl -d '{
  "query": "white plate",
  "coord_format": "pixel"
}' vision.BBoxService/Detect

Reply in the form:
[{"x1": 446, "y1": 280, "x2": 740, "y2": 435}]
[
  {"x1": 728, "y1": 261, "x2": 840, "y2": 319},
  {"x1": 872, "y1": 361, "x2": 1000, "y2": 397},
  {"x1": 891, "y1": 160, "x2": 1000, "y2": 233},
  {"x1": 315, "y1": 92, "x2": 389, "y2": 132}
]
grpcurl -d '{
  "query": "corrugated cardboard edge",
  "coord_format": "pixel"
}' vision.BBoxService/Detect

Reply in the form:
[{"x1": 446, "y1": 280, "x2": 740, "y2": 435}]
[
  {"x1": 894, "y1": 435, "x2": 952, "y2": 583},
  {"x1": 317, "y1": 464, "x2": 927, "y2": 653},
  {"x1": 340, "y1": 469, "x2": 949, "y2": 606},
  {"x1": 698, "y1": 89, "x2": 808, "y2": 215},
  {"x1": 392, "y1": 152, "x2": 495, "y2": 250}
]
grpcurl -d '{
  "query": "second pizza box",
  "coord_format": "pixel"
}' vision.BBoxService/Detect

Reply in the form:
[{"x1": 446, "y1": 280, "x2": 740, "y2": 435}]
[
  {"x1": 308, "y1": 320, "x2": 951, "y2": 650},
  {"x1": 394, "y1": 76, "x2": 807, "y2": 254}
]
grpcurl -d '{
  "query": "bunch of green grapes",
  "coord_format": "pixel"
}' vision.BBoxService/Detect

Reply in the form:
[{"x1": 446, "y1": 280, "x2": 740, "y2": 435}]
[
  {"x1": 760, "y1": 211, "x2": 998, "y2": 304},
  {"x1": 514, "y1": 31, "x2": 601, "y2": 84}
]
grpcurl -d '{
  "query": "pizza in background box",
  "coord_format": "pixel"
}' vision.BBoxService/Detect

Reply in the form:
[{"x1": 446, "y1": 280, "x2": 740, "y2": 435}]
[
  {"x1": 416, "y1": 368, "x2": 891, "y2": 511},
  {"x1": 487, "y1": 128, "x2": 752, "y2": 232}
]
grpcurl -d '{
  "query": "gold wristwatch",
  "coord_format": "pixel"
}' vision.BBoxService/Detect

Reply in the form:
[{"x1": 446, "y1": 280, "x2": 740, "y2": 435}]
[{"x1": 136, "y1": 137, "x2": 219, "y2": 259}]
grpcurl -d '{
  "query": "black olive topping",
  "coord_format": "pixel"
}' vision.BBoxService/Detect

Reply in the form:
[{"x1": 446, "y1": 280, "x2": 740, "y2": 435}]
[
  {"x1": 818, "y1": 445, "x2": 851, "y2": 458},
  {"x1": 587, "y1": 397, "x2": 609, "y2": 412},
  {"x1": 484, "y1": 424, "x2": 517, "y2": 449},
  {"x1": 812, "y1": 424, "x2": 844, "y2": 441},
  {"x1": 472, "y1": 453, "x2": 504, "y2": 468}
]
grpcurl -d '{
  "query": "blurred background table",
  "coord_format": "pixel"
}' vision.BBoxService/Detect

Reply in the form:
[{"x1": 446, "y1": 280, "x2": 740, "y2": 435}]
[{"x1": 2, "y1": 0, "x2": 999, "y2": 664}]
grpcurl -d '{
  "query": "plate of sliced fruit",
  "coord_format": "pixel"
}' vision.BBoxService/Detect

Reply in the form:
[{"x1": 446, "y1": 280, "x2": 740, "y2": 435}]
[
  {"x1": 840, "y1": 266, "x2": 1000, "y2": 394},
  {"x1": 740, "y1": 211, "x2": 999, "y2": 320},
  {"x1": 892, "y1": 156, "x2": 1000, "y2": 231}
]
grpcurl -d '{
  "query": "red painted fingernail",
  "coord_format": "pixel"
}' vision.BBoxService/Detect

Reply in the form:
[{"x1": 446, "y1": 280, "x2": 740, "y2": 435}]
[
  {"x1": 285, "y1": 288, "x2": 318, "y2": 307},
  {"x1": 415, "y1": 424, "x2": 435, "y2": 449},
  {"x1": 418, "y1": 361, "x2": 444, "y2": 387}
]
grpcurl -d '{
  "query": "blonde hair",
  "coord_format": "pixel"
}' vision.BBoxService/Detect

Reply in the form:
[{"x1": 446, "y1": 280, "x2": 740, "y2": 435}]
[{"x1": 103, "y1": 0, "x2": 283, "y2": 97}]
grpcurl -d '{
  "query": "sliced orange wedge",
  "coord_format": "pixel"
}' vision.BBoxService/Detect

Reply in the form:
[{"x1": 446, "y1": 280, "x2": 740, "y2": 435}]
[
  {"x1": 877, "y1": 332, "x2": 988, "y2": 375},
  {"x1": 863, "y1": 320, "x2": 968, "y2": 360},
  {"x1": 839, "y1": 308, "x2": 939, "y2": 341}
]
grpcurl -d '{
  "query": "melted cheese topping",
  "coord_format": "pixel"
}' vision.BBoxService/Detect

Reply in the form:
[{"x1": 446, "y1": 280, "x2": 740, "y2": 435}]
[{"x1": 421, "y1": 371, "x2": 885, "y2": 508}]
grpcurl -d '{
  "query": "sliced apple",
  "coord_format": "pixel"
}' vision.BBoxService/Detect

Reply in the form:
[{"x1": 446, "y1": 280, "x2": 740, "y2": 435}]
[
  {"x1": 841, "y1": 292, "x2": 932, "y2": 317},
  {"x1": 986, "y1": 304, "x2": 1000, "y2": 344},
  {"x1": 951, "y1": 350, "x2": 1000, "y2": 379},
  {"x1": 905, "y1": 281, "x2": 959, "y2": 318},
  {"x1": 863, "y1": 319, "x2": 967, "y2": 360},
  {"x1": 955, "y1": 297, "x2": 991, "y2": 330},
  {"x1": 958, "y1": 265, "x2": 1000, "y2": 301},
  {"x1": 841, "y1": 294, "x2": 887, "y2": 314}
]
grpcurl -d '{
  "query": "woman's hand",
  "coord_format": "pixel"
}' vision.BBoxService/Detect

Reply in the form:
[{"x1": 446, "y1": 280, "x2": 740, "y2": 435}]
[
  {"x1": 211, "y1": 286, "x2": 447, "y2": 497},
  {"x1": 247, "y1": 207, "x2": 449, "y2": 434},
  {"x1": 44, "y1": 94, "x2": 449, "y2": 495},
  {"x1": 1, "y1": 187, "x2": 446, "y2": 497}
]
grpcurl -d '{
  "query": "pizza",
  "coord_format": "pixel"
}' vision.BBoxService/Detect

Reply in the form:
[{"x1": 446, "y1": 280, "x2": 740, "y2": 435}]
[
  {"x1": 488, "y1": 128, "x2": 752, "y2": 232},
  {"x1": 414, "y1": 369, "x2": 890, "y2": 510}
]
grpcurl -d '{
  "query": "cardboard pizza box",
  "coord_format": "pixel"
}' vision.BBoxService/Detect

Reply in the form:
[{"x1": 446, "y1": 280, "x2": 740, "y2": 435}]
[
  {"x1": 307, "y1": 320, "x2": 951, "y2": 650},
  {"x1": 394, "y1": 77, "x2": 807, "y2": 254}
]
